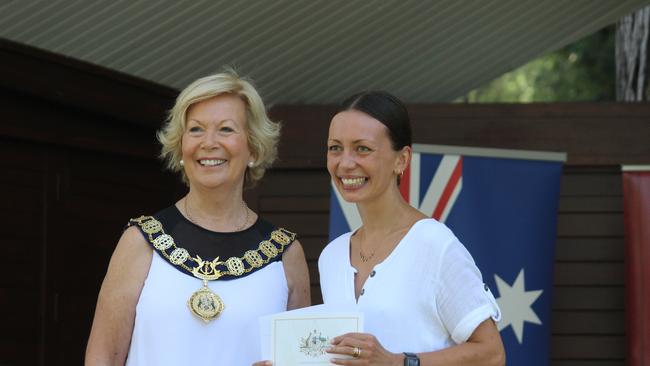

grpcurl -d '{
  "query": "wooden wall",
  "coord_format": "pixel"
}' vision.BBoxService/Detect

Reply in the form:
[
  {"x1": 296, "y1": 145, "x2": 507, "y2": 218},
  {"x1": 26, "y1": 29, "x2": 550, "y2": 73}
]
[
  {"x1": 2, "y1": 39, "x2": 649, "y2": 365},
  {"x1": 553, "y1": 167, "x2": 625, "y2": 365},
  {"x1": 0, "y1": 140, "x2": 182, "y2": 365},
  {"x1": 0, "y1": 40, "x2": 181, "y2": 365}
]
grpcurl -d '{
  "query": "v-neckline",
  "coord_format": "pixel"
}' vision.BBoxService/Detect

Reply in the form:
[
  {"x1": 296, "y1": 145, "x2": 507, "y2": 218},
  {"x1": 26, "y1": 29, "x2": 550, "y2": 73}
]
[{"x1": 346, "y1": 218, "x2": 431, "y2": 303}]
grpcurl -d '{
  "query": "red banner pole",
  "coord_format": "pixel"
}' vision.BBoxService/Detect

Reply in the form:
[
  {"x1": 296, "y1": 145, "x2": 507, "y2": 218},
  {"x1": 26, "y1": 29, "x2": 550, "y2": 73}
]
[{"x1": 623, "y1": 168, "x2": 650, "y2": 366}]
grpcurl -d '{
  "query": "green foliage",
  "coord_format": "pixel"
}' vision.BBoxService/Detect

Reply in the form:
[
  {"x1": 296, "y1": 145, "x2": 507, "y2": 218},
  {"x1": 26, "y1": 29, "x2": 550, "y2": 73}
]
[{"x1": 461, "y1": 27, "x2": 615, "y2": 103}]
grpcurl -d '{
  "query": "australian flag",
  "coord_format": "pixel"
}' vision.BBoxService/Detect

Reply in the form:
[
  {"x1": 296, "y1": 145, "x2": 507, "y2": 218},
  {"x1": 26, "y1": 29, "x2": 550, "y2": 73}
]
[{"x1": 329, "y1": 144, "x2": 565, "y2": 365}]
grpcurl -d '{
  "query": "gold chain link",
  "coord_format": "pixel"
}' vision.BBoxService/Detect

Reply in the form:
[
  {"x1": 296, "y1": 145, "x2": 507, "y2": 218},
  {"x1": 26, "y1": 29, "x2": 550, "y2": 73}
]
[{"x1": 129, "y1": 215, "x2": 295, "y2": 279}]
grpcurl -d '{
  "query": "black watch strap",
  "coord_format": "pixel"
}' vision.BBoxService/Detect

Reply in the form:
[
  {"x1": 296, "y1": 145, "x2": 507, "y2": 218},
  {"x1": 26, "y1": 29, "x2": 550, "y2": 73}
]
[{"x1": 403, "y1": 352, "x2": 420, "y2": 366}]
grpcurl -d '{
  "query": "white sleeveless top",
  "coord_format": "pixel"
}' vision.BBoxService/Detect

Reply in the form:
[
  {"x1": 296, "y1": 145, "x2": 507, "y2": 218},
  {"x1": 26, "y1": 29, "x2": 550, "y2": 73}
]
[
  {"x1": 125, "y1": 253, "x2": 288, "y2": 366},
  {"x1": 319, "y1": 219, "x2": 500, "y2": 353}
]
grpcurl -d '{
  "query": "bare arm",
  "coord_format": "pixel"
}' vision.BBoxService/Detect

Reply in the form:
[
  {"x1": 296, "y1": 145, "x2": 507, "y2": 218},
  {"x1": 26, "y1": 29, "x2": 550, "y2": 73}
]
[
  {"x1": 329, "y1": 319, "x2": 505, "y2": 366},
  {"x1": 417, "y1": 319, "x2": 505, "y2": 366},
  {"x1": 85, "y1": 226, "x2": 153, "y2": 366},
  {"x1": 282, "y1": 239, "x2": 311, "y2": 310}
]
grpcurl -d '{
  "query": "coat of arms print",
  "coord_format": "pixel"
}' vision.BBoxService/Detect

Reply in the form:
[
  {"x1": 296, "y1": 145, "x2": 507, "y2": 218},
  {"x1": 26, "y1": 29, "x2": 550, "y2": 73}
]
[{"x1": 299, "y1": 329, "x2": 330, "y2": 357}]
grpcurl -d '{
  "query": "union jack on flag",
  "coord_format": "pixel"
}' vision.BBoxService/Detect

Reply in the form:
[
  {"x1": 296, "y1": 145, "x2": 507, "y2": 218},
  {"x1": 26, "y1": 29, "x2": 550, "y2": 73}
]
[{"x1": 328, "y1": 144, "x2": 565, "y2": 366}]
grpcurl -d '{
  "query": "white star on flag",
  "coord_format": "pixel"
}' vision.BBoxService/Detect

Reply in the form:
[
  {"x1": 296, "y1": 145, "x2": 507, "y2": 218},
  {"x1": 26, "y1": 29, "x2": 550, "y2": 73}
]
[{"x1": 494, "y1": 268, "x2": 543, "y2": 344}]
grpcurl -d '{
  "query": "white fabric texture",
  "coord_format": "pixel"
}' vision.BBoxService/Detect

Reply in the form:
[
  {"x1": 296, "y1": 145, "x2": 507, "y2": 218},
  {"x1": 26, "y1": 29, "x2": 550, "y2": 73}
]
[
  {"x1": 318, "y1": 219, "x2": 500, "y2": 353},
  {"x1": 125, "y1": 253, "x2": 288, "y2": 366}
]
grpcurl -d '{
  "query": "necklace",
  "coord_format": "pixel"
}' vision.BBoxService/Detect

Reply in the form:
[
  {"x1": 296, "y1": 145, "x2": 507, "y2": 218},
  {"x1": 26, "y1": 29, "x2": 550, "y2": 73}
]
[
  {"x1": 358, "y1": 230, "x2": 377, "y2": 263},
  {"x1": 358, "y1": 225, "x2": 410, "y2": 263},
  {"x1": 359, "y1": 249, "x2": 375, "y2": 263},
  {"x1": 359, "y1": 247, "x2": 376, "y2": 263},
  {"x1": 184, "y1": 196, "x2": 250, "y2": 232},
  {"x1": 128, "y1": 215, "x2": 296, "y2": 323}
]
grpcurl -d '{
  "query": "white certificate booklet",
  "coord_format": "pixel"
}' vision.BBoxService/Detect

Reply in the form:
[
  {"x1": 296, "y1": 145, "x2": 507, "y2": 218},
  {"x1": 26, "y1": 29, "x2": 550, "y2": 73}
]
[{"x1": 260, "y1": 305, "x2": 363, "y2": 366}]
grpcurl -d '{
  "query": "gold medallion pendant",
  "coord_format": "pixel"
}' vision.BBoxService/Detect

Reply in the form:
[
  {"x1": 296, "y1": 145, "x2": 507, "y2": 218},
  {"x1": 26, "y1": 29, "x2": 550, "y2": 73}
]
[{"x1": 188, "y1": 279, "x2": 225, "y2": 323}]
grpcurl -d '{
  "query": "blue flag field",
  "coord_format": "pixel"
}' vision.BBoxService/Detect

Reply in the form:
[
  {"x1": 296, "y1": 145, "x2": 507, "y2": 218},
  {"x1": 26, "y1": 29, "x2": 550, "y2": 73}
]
[{"x1": 328, "y1": 144, "x2": 566, "y2": 365}]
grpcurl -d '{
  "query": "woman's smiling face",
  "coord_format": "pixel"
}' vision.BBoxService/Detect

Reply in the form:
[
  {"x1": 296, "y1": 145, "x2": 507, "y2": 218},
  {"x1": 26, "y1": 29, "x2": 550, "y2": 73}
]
[
  {"x1": 181, "y1": 94, "x2": 252, "y2": 191},
  {"x1": 327, "y1": 109, "x2": 404, "y2": 203}
]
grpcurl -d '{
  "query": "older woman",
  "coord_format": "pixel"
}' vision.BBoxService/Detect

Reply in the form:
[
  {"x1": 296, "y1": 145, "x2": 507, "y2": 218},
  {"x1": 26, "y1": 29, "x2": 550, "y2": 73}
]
[
  {"x1": 320, "y1": 91, "x2": 505, "y2": 366},
  {"x1": 85, "y1": 70, "x2": 310, "y2": 366}
]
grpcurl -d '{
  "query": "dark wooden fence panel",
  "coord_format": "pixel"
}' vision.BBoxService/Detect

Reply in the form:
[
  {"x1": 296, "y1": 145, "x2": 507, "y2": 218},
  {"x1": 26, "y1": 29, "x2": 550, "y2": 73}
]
[
  {"x1": 551, "y1": 167, "x2": 625, "y2": 365},
  {"x1": 0, "y1": 138, "x2": 181, "y2": 365},
  {"x1": 0, "y1": 141, "x2": 48, "y2": 366},
  {"x1": 254, "y1": 169, "x2": 331, "y2": 304},
  {"x1": 43, "y1": 150, "x2": 179, "y2": 364}
]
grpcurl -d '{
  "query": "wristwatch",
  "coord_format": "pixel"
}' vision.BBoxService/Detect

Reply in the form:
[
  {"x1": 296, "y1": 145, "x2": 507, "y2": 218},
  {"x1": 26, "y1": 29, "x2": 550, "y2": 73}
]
[{"x1": 403, "y1": 352, "x2": 420, "y2": 366}]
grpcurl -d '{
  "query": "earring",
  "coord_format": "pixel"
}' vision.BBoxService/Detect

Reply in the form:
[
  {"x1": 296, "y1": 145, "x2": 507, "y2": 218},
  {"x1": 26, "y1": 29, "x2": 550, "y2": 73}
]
[
  {"x1": 248, "y1": 161, "x2": 254, "y2": 168},
  {"x1": 180, "y1": 160, "x2": 184, "y2": 166}
]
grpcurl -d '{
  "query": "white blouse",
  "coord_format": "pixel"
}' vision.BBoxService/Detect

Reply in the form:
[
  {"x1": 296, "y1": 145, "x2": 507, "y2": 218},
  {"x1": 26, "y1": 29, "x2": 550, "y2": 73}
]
[
  {"x1": 125, "y1": 253, "x2": 288, "y2": 366},
  {"x1": 318, "y1": 219, "x2": 500, "y2": 353}
]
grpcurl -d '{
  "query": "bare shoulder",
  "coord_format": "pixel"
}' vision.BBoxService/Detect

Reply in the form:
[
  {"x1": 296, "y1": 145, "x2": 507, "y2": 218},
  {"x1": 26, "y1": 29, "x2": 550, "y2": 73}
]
[
  {"x1": 282, "y1": 239, "x2": 306, "y2": 264},
  {"x1": 106, "y1": 226, "x2": 153, "y2": 282},
  {"x1": 117, "y1": 226, "x2": 152, "y2": 257},
  {"x1": 120, "y1": 225, "x2": 150, "y2": 247},
  {"x1": 92, "y1": 225, "x2": 152, "y2": 318}
]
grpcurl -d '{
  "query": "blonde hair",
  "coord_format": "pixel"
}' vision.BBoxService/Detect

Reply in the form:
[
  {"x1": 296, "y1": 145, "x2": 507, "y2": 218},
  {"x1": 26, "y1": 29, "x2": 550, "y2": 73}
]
[{"x1": 157, "y1": 68, "x2": 280, "y2": 186}]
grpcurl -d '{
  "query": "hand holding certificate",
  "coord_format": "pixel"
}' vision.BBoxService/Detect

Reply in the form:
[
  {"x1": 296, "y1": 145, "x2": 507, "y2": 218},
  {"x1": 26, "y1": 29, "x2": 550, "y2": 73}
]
[{"x1": 259, "y1": 305, "x2": 363, "y2": 366}]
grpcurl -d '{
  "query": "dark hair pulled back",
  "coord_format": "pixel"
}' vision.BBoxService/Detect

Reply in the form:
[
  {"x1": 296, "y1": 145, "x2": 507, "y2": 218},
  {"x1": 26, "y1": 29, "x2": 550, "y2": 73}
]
[{"x1": 338, "y1": 91, "x2": 412, "y2": 151}]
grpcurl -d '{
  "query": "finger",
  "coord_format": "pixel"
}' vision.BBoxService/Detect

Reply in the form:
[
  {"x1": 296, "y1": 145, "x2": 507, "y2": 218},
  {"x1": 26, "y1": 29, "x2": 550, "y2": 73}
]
[
  {"x1": 329, "y1": 356, "x2": 364, "y2": 366},
  {"x1": 332, "y1": 332, "x2": 372, "y2": 344},
  {"x1": 251, "y1": 361, "x2": 272, "y2": 366},
  {"x1": 333, "y1": 337, "x2": 366, "y2": 349},
  {"x1": 331, "y1": 332, "x2": 352, "y2": 344},
  {"x1": 325, "y1": 345, "x2": 359, "y2": 357}
]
